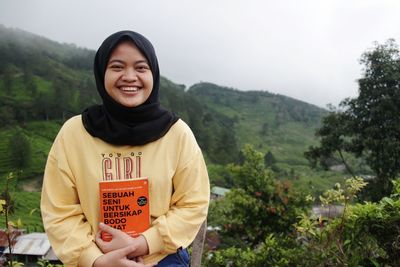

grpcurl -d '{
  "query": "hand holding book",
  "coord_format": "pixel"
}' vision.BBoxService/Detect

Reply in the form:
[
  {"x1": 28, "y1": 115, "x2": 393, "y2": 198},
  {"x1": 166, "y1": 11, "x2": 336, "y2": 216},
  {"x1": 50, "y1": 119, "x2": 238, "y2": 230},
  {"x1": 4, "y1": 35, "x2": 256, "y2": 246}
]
[
  {"x1": 92, "y1": 243, "x2": 155, "y2": 267},
  {"x1": 96, "y1": 222, "x2": 150, "y2": 258}
]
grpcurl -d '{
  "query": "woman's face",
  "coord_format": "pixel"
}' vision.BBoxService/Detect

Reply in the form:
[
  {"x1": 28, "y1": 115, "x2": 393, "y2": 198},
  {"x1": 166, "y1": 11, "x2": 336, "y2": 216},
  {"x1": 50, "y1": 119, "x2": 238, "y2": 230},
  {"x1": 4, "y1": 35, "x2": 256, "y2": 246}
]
[{"x1": 104, "y1": 41, "x2": 153, "y2": 108}]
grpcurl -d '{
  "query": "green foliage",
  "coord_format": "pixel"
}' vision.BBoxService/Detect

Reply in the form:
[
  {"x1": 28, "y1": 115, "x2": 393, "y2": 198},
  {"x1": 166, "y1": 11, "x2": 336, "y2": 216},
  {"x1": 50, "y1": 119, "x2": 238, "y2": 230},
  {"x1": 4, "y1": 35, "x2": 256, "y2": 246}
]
[
  {"x1": 8, "y1": 128, "x2": 31, "y2": 169},
  {"x1": 208, "y1": 172, "x2": 400, "y2": 266},
  {"x1": 0, "y1": 172, "x2": 43, "y2": 233},
  {"x1": 0, "y1": 173, "x2": 25, "y2": 267},
  {"x1": 306, "y1": 39, "x2": 400, "y2": 201},
  {"x1": 305, "y1": 111, "x2": 352, "y2": 170},
  {"x1": 188, "y1": 82, "x2": 326, "y2": 169},
  {"x1": 0, "y1": 121, "x2": 59, "y2": 180},
  {"x1": 295, "y1": 178, "x2": 400, "y2": 266},
  {"x1": 205, "y1": 234, "x2": 301, "y2": 267},
  {"x1": 37, "y1": 259, "x2": 64, "y2": 267},
  {"x1": 208, "y1": 145, "x2": 309, "y2": 248},
  {"x1": 0, "y1": 190, "x2": 14, "y2": 215},
  {"x1": 3, "y1": 191, "x2": 44, "y2": 232},
  {"x1": 264, "y1": 151, "x2": 276, "y2": 167},
  {"x1": 207, "y1": 164, "x2": 234, "y2": 188},
  {"x1": 0, "y1": 25, "x2": 99, "y2": 124},
  {"x1": 159, "y1": 78, "x2": 240, "y2": 164},
  {"x1": 7, "y1": 262, "x2": 24, "y2": 267},
  {"x1": 347, "y1": 181, "x2": 400, "y2": 266}
]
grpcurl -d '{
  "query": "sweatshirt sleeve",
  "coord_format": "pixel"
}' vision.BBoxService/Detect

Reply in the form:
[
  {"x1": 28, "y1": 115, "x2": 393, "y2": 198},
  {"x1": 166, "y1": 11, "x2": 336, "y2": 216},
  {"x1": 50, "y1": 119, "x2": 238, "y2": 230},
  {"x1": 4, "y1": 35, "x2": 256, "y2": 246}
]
[
  {"x1": 141, "y1": 132, "x2": 210, "y2": 255},
  {"x1": 41, "y1": 133, "x2": 103, "y2": 267}
]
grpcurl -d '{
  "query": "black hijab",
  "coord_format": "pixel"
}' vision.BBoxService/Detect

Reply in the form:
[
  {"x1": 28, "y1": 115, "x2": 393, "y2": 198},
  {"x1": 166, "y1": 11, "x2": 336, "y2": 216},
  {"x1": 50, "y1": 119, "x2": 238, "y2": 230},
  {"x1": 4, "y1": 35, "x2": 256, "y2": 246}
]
[{"x1": 82, "y1": 31, "x2": 178, "y2": 146}]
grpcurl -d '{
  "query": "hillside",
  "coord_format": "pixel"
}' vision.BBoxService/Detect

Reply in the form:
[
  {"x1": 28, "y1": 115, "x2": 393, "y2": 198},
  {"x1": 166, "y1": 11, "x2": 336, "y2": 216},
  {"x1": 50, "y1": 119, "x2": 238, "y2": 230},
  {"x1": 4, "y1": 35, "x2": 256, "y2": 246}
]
[
  {"x1": 0, "y1": 25, "x2": 330, "y2": 183},
  {"x1": 188, "y1": 83, "x2": 327, "y2": 167},
  {"x1": 0, "y1": 24, "x2": 98, "y2": 123}
]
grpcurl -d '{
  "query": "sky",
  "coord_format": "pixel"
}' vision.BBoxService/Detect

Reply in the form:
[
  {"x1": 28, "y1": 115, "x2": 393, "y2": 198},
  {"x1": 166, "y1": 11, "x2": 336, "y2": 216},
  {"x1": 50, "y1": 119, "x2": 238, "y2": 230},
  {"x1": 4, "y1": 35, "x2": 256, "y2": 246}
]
[{"x1": 1, "y1": 0, "x2": 400, "y2": 108}]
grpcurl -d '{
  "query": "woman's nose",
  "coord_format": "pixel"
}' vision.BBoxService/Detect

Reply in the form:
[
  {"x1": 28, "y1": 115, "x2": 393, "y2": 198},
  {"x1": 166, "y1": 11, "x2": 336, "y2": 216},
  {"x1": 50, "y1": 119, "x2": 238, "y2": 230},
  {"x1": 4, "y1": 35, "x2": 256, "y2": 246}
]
[{"x1": 122, "y1": 68, "x2": 137, "y2": 81}]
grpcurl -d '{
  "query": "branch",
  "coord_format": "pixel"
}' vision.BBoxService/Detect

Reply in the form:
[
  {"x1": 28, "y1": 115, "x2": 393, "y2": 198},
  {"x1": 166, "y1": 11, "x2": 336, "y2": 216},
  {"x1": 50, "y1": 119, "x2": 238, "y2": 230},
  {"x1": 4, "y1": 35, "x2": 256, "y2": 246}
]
[{"x1": 337, "y1": 149, "x2": 356, "y2": 178}]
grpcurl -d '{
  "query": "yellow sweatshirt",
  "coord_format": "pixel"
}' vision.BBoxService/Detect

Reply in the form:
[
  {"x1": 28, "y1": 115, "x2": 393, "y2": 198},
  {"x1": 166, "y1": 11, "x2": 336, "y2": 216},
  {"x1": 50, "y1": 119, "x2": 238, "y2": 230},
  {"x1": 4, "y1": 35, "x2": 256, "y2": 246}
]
[{"x1": 41, "y1": 115, "x2": 210, "y2": 266}]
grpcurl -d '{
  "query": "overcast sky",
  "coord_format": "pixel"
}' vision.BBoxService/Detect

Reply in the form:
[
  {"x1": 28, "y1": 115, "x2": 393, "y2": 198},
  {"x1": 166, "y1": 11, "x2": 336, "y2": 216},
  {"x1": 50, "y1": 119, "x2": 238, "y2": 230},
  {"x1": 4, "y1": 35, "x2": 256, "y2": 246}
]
[{"x1": 1, "y1": 0, "x2": 400, "y2": 108}]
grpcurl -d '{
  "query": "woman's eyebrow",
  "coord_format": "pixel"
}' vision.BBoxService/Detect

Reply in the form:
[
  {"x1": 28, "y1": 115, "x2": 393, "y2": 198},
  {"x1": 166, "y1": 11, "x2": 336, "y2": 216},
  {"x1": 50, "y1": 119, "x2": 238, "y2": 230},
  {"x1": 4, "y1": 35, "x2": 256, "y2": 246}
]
[
  {"x1": 108, "y1": 59, "x2": 124, "y2": 65},
  {"x1": 134, "y1": 59, "x2": 149, "y2": 65},
  {"x1": 108, "y1": 59, "x2": 149, "y2": 65}
]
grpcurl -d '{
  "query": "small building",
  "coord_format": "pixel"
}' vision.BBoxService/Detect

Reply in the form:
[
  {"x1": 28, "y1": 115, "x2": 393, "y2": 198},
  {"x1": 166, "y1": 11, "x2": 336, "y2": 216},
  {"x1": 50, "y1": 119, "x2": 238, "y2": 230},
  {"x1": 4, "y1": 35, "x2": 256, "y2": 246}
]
[
  {"x1": 2, "y1": 232, "x2": 61, "y2": 265},
  {"x1": 360, "y1": 174, "x2": 376, "y2": 181},
  {"x1": 210, "y1": 186, "x2": 230, "y2": 200},
  {"x1": 312, "y1": 205, "x2": 344, "y2": 218},
  {"x1": 329, "y1": 164, "x2": 346, "y2": 172}
]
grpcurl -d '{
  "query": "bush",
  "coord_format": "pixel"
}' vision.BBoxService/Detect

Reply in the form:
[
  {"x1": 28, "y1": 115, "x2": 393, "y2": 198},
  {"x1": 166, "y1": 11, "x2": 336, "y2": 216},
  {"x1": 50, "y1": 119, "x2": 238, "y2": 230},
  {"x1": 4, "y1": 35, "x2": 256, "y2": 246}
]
[
  {"x1": 205, "y1": 234, "x2": 302, "y2": 267},
  {"x1": 295, "y1": 178, "x2": 400, "y2": 266},
  {"x1": 208, "y1": 145, "x2": 309, "y2": 248}
]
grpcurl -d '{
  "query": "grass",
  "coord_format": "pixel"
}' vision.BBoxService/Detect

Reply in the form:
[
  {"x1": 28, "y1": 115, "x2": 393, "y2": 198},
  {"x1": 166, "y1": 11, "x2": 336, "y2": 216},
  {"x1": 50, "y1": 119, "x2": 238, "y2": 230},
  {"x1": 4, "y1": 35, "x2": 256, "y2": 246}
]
[
  {"x1": 0, "y1": 173, "x2": 44, "y2": 232},
  {"x1": 0, "y1": 121, "x2": 61, "y2": 180},
  {"x1": 0, "y1": 120, "x2": 59, "y2": 233},
  {"x1": 0, "y1": 129, "x2": 14, "y2": 172},
  {"x1": 189, "y1": 84, "x2": 323, "y2": 169},
  {"x1": 3, "y1": 191, "x2": 44, "y2": 232}
]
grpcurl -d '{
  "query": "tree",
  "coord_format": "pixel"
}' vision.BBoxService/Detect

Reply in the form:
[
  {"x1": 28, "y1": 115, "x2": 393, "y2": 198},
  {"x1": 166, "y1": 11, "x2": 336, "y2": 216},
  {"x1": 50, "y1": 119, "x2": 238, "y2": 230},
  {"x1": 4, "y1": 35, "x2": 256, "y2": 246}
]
[
  {"x1": 2, "y1": 64, "x2": 14, "y2": 94},
  {"x1": 304, "y1": 110, "x2": 356, "y2": 175},
  {"x1": 305, "y1": 39, "x2": 400, "y2": 201},
  {"x1": 209, "y1": 145, "x2": 308, "y2": 248},
  {"x1": 8, "y1": 129, "x2": 31, "y2": 169},
  {"x1": 206, "y1": 146, "x2": 308, "y2": 266},
  {"x1": 264, "y1": 151, "x2": 276, "y2": 167},
  {"x1": 23, "y1": 70, "x2": 38, "y2": 97},
  {"x1": 0, "y1": 105, "x2": 16, "y2": 126}
]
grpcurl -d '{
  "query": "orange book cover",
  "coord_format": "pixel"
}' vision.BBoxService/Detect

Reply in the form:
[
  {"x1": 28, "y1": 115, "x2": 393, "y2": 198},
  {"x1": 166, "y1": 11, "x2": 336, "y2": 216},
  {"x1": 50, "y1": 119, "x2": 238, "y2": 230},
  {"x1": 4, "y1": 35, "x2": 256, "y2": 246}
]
[{"x1": 99, "y1": 177, "x2": 150, "y2": 241}]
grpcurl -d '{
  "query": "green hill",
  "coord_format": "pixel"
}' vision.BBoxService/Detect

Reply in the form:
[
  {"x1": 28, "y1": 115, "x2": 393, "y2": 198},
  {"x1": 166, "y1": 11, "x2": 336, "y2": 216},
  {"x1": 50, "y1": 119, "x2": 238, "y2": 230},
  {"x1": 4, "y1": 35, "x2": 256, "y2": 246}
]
[
  {"x1": 0, "y1": 25, "x2": 340, "y2": 185},
  {"x1": 0, "y1": 24, "x2": 99, "y2": 123},
  {"x1": 188, "y1": 83, "x2": 327, "y2": 167}
]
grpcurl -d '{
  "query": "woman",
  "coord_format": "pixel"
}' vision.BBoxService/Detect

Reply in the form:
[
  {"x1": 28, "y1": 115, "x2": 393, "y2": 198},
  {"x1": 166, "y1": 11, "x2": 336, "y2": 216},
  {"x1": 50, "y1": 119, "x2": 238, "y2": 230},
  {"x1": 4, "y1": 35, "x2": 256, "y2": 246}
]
[{"x1": 41, "y1": 30, "x2": 210, "y2": 267}]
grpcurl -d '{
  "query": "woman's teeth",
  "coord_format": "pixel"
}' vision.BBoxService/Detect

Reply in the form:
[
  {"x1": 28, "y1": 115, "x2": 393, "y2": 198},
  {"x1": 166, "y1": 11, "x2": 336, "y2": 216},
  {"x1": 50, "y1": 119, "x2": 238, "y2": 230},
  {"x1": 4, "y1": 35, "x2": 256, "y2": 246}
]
[{"x1": 121, "y1": 87, "x2": 139, "y2": 92}]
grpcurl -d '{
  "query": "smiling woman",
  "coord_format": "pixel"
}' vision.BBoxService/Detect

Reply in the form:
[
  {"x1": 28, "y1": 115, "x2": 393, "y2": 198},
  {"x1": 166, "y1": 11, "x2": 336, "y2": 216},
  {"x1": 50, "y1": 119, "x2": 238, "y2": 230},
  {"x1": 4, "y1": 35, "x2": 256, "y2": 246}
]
[
  {"x1": 40, "y1": 30, "x2": 210, "y2": 267},
  {"x1": 104, "y1": 41, "x2": 154, "y2": 108}
]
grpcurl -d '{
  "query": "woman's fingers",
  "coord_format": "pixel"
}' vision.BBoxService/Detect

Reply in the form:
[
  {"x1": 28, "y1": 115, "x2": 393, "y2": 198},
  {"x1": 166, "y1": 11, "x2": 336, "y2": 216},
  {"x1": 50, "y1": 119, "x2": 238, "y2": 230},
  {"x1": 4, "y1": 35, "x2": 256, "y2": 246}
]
[{"x1": 99, "y1": 222, "x2": 118, "y2": 234}]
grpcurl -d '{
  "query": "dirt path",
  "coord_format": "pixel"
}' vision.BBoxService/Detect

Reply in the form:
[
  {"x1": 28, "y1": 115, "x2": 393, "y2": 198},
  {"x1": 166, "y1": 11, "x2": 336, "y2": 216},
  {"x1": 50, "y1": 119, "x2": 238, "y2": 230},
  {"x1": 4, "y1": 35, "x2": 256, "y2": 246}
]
[{"x1": 21, "y1": 178, "x2": 42, "y2": 192}]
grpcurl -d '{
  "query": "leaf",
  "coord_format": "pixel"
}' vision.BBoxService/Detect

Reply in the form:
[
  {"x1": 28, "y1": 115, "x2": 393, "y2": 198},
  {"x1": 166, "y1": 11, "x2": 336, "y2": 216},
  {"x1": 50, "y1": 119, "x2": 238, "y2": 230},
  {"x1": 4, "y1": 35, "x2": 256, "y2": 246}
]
[
  {"x1": 16, "y1": 218, "x2": 23, "y2": 228},
  {"x1": 381, "y1": 197, "x2": 394, "y2": 206},
  {"x1": 7, "y1": 172, "x2": 14, "y2": 180},
  {"x1": 29, "y1": 208, "x2": 37, "y2": 216},
  {"x1": 370, "y1": 258, "x2": 381, "y2": 267},
  {"x1": 0, "y1": 199, "x2": 6, "y2": 213}
]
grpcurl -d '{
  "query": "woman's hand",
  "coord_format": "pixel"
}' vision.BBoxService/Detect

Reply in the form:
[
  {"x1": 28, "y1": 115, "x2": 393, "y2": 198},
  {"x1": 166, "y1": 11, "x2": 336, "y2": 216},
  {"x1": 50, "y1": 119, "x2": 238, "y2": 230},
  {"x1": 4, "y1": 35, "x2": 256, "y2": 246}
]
[
  {"x1": 96, "y1": 223, "x2": 150, "y2": 258},
  {"x1": 93, "y1": 246, "x2": 156, "y2": 267}
]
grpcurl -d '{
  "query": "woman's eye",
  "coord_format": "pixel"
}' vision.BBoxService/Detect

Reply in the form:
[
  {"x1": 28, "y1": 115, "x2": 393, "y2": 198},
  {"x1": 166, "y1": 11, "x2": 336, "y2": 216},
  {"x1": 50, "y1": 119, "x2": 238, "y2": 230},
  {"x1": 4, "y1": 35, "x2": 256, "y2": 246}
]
[
  {"x1": 110, "y1": 65, "x2": 123, "y2": 70},
  {"x1": 136, "y1": 65, "x2": 150, "y2": 72}
]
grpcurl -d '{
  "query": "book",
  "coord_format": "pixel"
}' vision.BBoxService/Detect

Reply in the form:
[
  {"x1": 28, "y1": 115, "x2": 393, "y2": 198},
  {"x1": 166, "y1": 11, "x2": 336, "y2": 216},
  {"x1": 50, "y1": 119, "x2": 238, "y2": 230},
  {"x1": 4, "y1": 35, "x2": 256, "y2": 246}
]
[{"x1": 99, "y1": 177, "x2": 150, "y2": 241}]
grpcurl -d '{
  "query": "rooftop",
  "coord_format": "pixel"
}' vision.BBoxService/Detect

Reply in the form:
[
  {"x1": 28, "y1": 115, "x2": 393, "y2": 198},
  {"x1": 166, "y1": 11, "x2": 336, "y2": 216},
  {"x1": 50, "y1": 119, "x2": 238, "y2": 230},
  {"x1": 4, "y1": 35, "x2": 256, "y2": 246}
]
[{"x1": 3, "y1": 233, "x2": 51, "y2": 256}]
